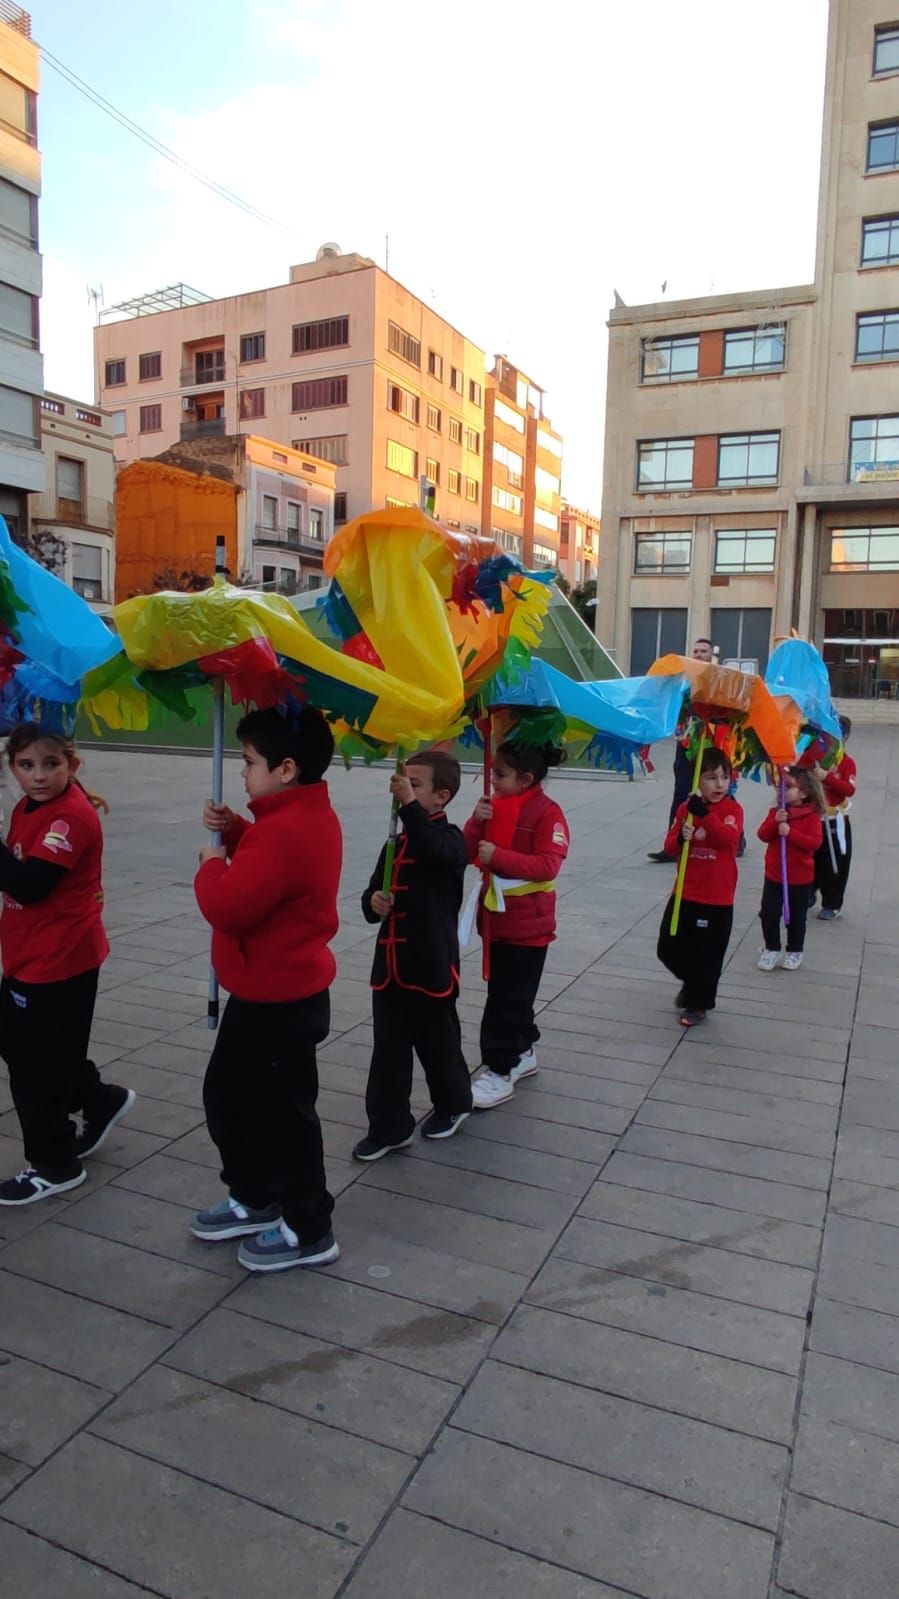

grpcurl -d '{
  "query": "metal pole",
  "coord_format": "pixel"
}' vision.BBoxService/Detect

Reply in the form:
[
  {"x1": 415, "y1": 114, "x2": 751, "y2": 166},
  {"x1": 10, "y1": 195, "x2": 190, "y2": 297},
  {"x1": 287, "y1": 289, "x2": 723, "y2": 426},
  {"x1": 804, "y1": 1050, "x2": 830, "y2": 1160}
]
[{"x1": 207, "y1": 535, "x2": 227, "y2": 1028}]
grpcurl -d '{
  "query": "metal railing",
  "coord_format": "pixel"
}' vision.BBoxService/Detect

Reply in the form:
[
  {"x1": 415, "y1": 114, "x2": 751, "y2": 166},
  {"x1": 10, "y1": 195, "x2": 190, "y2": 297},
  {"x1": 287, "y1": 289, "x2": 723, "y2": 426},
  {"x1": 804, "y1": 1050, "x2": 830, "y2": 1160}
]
[
  {"x1": 0, "y1": 3, "x2": 31, "y2": 36},
  {"x1": 804, "y1": 461, "x2": 899, "y2": 487},
  {"x1": 180, "y1": 418, "x2": 226, "y2": 440},
  {"x1": 180, "y1": 364, "x2": 226, "y2": 387},
  {"x1": 254, "y1": 525, "x2": 326, "y2": 554}
]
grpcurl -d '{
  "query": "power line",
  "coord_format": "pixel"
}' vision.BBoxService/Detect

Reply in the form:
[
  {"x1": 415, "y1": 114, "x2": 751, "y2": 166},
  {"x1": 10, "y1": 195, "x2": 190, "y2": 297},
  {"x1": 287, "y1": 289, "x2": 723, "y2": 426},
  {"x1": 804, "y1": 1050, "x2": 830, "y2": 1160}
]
[{"x1": 40, "y1": 47, "x2": 291, "y2": 235}]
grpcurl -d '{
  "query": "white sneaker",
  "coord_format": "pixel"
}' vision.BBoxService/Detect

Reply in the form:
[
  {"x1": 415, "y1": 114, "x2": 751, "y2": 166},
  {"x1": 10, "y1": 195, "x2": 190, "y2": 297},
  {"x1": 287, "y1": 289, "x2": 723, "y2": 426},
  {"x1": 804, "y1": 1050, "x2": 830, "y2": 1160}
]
[
  {"x1": 472, "y1": 1070, "x2": 515, "y2": 1110},
  {"x1": 510, "y1": 1048, "x2": 538, "y2": 1084},
  {"x1": 758, "y1": 949, "x2": 781, "y2": 972},
  {"x1": 783, "y1": 951, "x2": 804, "y2": 971}
]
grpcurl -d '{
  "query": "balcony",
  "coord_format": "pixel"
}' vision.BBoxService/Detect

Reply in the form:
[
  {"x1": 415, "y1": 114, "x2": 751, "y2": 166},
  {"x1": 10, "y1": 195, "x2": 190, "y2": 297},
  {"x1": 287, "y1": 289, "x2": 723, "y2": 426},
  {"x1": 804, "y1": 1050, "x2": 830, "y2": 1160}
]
[
  {"x1": 253, "y1": 525, "x2": 326, "y2": 558},
  {"x1": 799, "y1": 462, "x2": 899, "y2": 504},
  {"x1": 180, "y1": 360, "x2": 226, "y2": 387},
  {"x1": 180, "y1": 418, "x2": 226, "y2": 441}
]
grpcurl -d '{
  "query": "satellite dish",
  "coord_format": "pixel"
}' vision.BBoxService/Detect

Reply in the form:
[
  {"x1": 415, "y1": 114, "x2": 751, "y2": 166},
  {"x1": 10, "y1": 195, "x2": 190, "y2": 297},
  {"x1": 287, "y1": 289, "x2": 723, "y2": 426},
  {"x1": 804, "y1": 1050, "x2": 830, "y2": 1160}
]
[{"x1": 316, "y1": 242, "x2": 342, "y2": 260}]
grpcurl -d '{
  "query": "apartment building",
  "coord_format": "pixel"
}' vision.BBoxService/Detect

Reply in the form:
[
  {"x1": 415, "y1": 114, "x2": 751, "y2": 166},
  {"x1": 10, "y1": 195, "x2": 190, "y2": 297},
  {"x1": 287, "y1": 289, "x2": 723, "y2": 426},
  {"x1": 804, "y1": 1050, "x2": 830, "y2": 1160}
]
[
  {"x1": 94, "y1": 249, "x2": 488, "y2": 537},
  {"x1": 30, "y1": 392, "x2": 115, "y2": 609},
  {"x1": 598, "y1": 0, "x2": 899, "y2": 698},
  {"x1": 481, "y1": 356, "x2": 563, "y2": 567},
  {"x1": 559, "y1": 502, "x2": 600, "y2": 588},
  {"x1": 0, "y1": 4, "x2": 43, "y2": 539}
]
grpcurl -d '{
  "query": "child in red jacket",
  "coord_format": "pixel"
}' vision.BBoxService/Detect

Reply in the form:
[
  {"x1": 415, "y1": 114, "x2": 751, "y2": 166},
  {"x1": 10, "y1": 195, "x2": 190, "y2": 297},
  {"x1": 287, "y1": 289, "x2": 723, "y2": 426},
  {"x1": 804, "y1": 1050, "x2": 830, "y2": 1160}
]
[
  {"x1": 463, "y1": 741, "x2": 569, "y2": 1110},
  {"x1": 657, "y1": 748, "x2": 743, "y2": 1029},
  {"x1": 757, "y1": 766, "x2": 824, "y2": 972},
  {"x1": 812, "y1": 715, "x2": 856, "y2": 920},
  {"x1": 193, "y1": 707, "x2": 342, "y2": 1274}
]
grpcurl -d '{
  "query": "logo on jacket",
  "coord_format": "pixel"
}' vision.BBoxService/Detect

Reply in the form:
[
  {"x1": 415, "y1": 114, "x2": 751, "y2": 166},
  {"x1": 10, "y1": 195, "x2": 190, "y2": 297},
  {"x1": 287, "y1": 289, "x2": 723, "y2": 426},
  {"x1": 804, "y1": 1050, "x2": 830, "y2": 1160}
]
[
  {"x1": 552, "y1": 825, "x2": 568, "y2": 847},
  {"x1": 42, "y1": 819, "x2": 73, "y2": 855}
]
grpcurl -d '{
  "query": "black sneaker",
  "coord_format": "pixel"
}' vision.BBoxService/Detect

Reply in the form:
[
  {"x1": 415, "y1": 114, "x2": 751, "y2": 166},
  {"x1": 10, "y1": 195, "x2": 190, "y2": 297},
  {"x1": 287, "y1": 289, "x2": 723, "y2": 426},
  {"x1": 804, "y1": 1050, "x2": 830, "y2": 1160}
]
[
  {"x1": 674, "y1": 986, "x2": 687, "y2": 1008},
  {"x1": 0, "y1": 1165, "x2": 86, "y2": 1206},
  {"x1": 421, "y1": 1111, "x2": 470, "y2": 1140},
  {"x1": 352, "y1": 1133, "x2": 414, "y2": 1163},
  {"x1": 647, "y1": 850, "x2": 670, "y2": 863},
  {"x1": 74, "y1": 1086, "x2": 137, "y2": 1158}
]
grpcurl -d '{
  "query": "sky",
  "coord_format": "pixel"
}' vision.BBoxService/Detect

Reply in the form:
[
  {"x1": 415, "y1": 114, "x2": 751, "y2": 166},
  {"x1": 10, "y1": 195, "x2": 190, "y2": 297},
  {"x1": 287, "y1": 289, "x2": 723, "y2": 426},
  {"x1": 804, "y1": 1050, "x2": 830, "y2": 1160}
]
[{"x1": 29, "y1": 0, "x2": 829, "y2": 511}]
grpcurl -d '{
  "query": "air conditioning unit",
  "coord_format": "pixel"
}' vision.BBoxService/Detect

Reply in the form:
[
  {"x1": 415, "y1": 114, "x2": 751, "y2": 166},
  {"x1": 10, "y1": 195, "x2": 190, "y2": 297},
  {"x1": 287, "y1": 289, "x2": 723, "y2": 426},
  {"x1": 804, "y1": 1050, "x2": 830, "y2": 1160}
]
[{"x1": 182, "y1": 397, "x2": 195, "y2": 412}]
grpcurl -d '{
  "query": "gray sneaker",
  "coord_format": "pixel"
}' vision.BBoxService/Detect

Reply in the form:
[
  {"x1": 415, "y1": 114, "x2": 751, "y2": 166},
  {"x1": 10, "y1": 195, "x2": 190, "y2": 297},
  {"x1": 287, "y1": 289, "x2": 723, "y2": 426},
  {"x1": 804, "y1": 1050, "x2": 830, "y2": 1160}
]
[{"x1": 191, "y1": 1196, "x2": 281, "y2": 1240}]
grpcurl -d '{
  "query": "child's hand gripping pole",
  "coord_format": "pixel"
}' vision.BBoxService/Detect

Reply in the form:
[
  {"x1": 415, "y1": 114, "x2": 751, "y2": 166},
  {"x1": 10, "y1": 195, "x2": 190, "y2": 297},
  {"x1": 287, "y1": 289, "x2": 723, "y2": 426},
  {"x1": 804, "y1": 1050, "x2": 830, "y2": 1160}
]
[
  {"x1": 669, "y1": 729, "x2": 707, "y2": 936},
  {"x1": 778, "y1": 768, "x2": 791, "y2": 927},
  {"x1": 207, "y1": 534, "x2": 227, "y2": 1030},
  {"x1": 380, "y1": 750, "x2": 406, "y2": 896}
]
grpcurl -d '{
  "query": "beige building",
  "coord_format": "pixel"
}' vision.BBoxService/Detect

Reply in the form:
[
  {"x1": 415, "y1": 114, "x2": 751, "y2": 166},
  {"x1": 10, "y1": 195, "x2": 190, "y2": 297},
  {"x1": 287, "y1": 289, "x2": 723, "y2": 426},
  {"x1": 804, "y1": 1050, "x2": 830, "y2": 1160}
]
[
  {"x1": 559, "y1": 502, "x2": 600, "y2": 588},
  {"x1": 93, "y1": 250, "x2": 488, "y2": 538},
  {"x1": 29, "y1": 391, "x2": 115, "y2": 610},
  {"x1": 598, "y1": 0, "x2": 899, "y2": 698},
  {"x1": 0, "y1": 4, "x2": 43, "y2": 540},
  {"x1": 480, "y1": 357, "x2": 563, "y2": 568}
]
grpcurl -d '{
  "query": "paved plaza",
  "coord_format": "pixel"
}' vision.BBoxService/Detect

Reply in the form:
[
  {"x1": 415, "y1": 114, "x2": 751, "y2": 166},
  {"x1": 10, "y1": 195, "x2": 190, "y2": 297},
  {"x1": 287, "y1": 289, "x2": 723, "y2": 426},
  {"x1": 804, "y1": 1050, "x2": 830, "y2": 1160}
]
[{"x1": 1, "y1": 729, "x2": 898, "y2": 1599}]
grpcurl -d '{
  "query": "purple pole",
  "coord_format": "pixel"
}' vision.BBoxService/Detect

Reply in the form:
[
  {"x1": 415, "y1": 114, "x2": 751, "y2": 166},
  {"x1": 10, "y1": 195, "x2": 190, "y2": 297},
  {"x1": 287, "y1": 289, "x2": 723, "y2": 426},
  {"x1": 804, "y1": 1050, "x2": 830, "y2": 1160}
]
[{"x1": 779, "y1": 770, "x2": 791, "y2": 927}]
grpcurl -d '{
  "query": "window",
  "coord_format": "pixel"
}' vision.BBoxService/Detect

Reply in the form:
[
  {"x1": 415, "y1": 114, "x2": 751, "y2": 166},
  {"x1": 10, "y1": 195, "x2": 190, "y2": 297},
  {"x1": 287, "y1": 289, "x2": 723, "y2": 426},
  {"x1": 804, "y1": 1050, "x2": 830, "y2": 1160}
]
[
  {"x1": 240, "y1": 387, "x2": 265, "y2": 420},
  {"x1": 868, "y1": 120, "x2": 899, "y2": 172},
  {"x1": 494, "y1": 528, "x2": 523, "y2": 556},
  {"x1": 240, "y1": 332, "x2": 265, "y2": 363},
  {"x1": 139, "y1": 351, "x2": 161, "y2": 381},
  {"x1": 71, "y1": 542, "x2": 103, "y2": 600},
  {"x1": 533, "y1": 543, "x2": 556, "y2": 567},
  {"x1": 714, "y1": 529, "x2": 776, "y2": 573},
  {"x1": 428, "y1": 350, "x2": 443, "y2": 380},
  {"x1": 723, "y1": 327, "x2": 786, "y2": 373},
  {"x1": 0, "y1": 282, "x2": 34, "y2": 346},
  {"x1": 388, "y1": 382, "x2": 419, "y2": 423},
  {"x1": 295, "y1": 433, "x2": 348, "y2": 465},
  {"x1": 309, "y1": 508, "x2": 324, "y2": 542},
  {"x1": 464, "y1": 426, "x2": 480, "y2": 454},
  {"x1": 825, "y1": 527, "x2": 895, "y2": 572},
  {"x1": 426, "y1": 403, "x2": 441, "y2": 432},
  {"x1": 465, "y1": 478, "x2": 479, "y2": 502},
  {"x1": 105, "y1": 359, "x2": 126, "y2": 387},
  {"x1": 640, "y1": 334, "x2": 699, "y2": 384},
  {"x1": 0, "y1": 386, "x2": 37, "y2": 444},
  {"x1": 534, "y1": 506, "x2": 559, "y2": 532},
  {"x1": 57, "y1": 458, "x2": 84, "y2": 521},
  {"x1": 261, "y1": 494, "x2": 278, "y2": 531},
  {"x1": 261, "y1": 565, "x2": 276, "y2": 585},
  {"x1": 862, "y1": 216, "x2": 899, "y2": 266},
  {"x1": 449, "y1": 417, "x2": 462, "y2": 444},
  {"x1": 494, "y1": 441, "x2": 525, "y2": 485},
  {"x1": 717, "y1": 431, "x2": 780, "y2": 486},
  {"x1": 388, "y1": 321, "x2": 421, "y2": 367},
  {"x1": 334, "y1": 492, "x2": 347, "y2": 523},
  {"x1": 495, "y1": 398, "x2": 525, "y2": 434},
  {"x1": 450, "y1": 366, "x2": 464, "y2": 394},
  {"x1": 856, "y1": 310, "x2": 899, "y2": 362},
  {"x1": 139, "y1": 404, "x2": 162, "y2": 433},
  {"x1": 111, "y1": 411, "x2": 126, "y2": 436},
  {"x1": 538, "y1": 429, "x2": 563, "y2": 458},
  {"x1": 426, "y1": 456, "x2": 440, "y2": 485},
  {"x1": 0, "y1": 71, "x2": 36, "y2": 143},
  {"x1": 469, "y1": 379, "x2": 482, "y2": 406},
  {"x1": 448, "y1": 469, "x2": 461, "y2": 495},
  {"x1": 292, "y1": 376, "x2": 348, "y2": 410},
  {"x1": 714, "y1": 608, "x2": 772, "y2": 672},
  {"x1": 637, "y1": 437, "x2": 694, "y2": 489},
  {"x1": 535, "y1": 465, "x2": 561, "y2": 498},
  {"x1": 629, "y1": 607, "x2": 688, "y2": 674},
  {"x1": 286, "y1": 502, "x2": 300, "y2": 536},
  {"x1": 874, "y1": 24, "x2": 899, "y2": 76},
  {"x1": 195, "y1": 349, "x2": 225, "y2": 383},
  {"x1": 387, "y1": 439, "x2": 418, "y2": 478},
  {"x1": 849, "y1": 415, "x2": 899, "y2": 479},
  {"x1": 41, "y1": 397, "x2": 64, "y2": 415},
  {"x1": 293, "y1": 316, "x2": 349, "y2": 353},
  {"x1": 0, "y1": 176, "x2": 36, "y2": 244},
  {"x1": 492, "y1": 486, "x2": 522, "y2": 514}
]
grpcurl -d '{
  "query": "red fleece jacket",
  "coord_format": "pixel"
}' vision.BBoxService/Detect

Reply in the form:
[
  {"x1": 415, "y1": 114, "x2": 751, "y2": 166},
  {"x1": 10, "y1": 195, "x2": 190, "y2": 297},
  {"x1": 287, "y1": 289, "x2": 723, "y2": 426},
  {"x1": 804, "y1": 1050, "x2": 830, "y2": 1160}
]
[
  {"x1": 463, "y1": 785, "x2": 569, "y2": 946},
  {"x1": 194, "y1": 783, "x2": 342, "y2": 1002},
  {"x1": 663, "y1": 795, "x2": 743, "y2": 907},
  {"x1": 823, "y1": 754, "x2": 856, "y2": 809},
  {"x1": 758, "y1": 802, "x2": 823, "y2": 886}
]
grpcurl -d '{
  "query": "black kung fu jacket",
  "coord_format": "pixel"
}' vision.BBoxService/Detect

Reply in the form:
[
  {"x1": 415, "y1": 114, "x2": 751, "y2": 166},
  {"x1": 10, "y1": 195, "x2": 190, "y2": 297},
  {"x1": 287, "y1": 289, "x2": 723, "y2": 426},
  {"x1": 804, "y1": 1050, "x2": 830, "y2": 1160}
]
[{"x1": 361, "y1": 801, "x2": 468, "y2": 997}]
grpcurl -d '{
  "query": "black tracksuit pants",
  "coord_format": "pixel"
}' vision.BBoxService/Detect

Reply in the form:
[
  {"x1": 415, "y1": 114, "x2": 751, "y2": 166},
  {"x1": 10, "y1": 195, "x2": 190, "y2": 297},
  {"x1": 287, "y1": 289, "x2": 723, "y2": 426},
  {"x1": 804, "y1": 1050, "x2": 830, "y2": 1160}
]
[
  {"x1": 814, "y1": 817, "x2": 852, "y2": 911},
  {"x1": 203, "y1": 989, "x2": 333, "y2": 1244},
  {"x1": 0, "y1": 967, "x2": 108, "y2": 1178},
  {"x1": 366, "y1": 985, "x2": 472, "y2": 1143},
  {"x1": 657, "y1": 897, "x2": 733, "y2": 1013},
  {"x1": 480, "y1": 941, "x2": 548, "y2": 1074},
  {"x1": 760, "y1": 879, "x2": 810, "y2": 954}
]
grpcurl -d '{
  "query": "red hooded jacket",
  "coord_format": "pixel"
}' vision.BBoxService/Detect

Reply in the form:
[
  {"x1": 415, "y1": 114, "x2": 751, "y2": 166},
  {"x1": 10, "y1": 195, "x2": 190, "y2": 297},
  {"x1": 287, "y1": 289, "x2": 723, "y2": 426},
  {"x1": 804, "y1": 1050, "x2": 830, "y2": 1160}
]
[
  {"x1": 758, "y1": 802, "x2": 823, "y2": 886},
  {"x1": 463, "y1": 785, "x2": 569, "y2": 946},
  {"x1": 194, "y1": 783, "x2": 342, "y2": 1002},
  {"x1": 663, "y1": 795, "x2": 743, "y2": 907}
]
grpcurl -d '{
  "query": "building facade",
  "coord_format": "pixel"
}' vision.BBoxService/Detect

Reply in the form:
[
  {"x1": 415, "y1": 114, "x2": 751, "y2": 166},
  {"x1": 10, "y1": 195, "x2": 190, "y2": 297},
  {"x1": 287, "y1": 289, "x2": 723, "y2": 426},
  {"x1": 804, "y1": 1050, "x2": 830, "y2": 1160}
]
[
  {"x1": 30, "y1": 392, "x2": 115, "y2": 610},
  {"x1": 0, "y1": 5, "x2": 43, "y2": 540},
  {"x1": 114, "y1": 433, "x2": 335, "y2": 601},
  {"x1": 598, "y1": 0, "x2": 899, "y2": 697},
  {"x1": 481, "y1": 357, "x2": 563, "y2": 568},
  {"x1": 559, "y1": 502, "x2": 600, "y2": 588}
]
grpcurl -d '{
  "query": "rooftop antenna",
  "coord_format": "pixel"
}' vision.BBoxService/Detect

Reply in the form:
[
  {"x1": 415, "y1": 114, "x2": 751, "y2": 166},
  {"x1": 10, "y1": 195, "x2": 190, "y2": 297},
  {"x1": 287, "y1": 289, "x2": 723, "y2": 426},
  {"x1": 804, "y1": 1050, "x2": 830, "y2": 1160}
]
[{"x1": 87, "y1": 285, "x2": 104, "y2": 324}]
